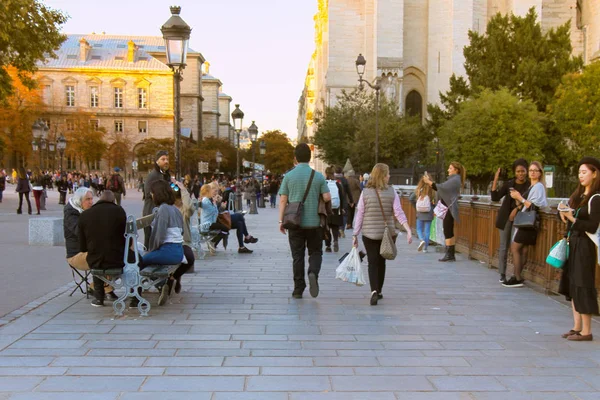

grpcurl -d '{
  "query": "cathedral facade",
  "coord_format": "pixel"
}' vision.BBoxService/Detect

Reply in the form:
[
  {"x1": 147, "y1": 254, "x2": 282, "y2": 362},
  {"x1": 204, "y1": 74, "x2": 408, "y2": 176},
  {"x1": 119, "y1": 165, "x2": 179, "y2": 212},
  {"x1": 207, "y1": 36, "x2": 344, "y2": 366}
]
[{"x1": 298, "y1": 0, "x2": 599, "y2": 170}]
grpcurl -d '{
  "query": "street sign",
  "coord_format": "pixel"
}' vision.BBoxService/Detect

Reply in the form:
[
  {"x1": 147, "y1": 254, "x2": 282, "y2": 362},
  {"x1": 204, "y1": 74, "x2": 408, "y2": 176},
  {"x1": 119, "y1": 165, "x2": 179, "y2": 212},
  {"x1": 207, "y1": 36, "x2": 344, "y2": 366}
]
[
  {"x1": 254, "y1": 163, "x2": 265, "y2": 171},
  {"x1": 198, "y1": 161, "x2": 209, "y2": 173}
]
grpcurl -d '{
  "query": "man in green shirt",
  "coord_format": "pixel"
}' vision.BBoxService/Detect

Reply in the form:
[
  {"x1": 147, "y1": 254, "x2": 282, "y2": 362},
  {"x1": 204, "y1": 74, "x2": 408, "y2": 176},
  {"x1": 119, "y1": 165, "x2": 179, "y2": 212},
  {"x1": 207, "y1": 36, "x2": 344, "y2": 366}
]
[{"x1": 279, "y1": 144, "x2": 331, "y2": 299}]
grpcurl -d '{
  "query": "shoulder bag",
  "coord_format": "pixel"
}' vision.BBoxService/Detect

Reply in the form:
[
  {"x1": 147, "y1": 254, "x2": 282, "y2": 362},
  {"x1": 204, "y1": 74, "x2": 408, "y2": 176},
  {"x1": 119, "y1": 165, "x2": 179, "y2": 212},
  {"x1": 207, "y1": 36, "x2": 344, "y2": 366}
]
[
  {"x1": 282, "y1": 170, "x2": 315, "y2": 230},
  {"x1": 513, "y1": 185, "x2": 538, "y2": 229},
  {"x1": 375, "y1": 189, "x2": 397, "y2": 260}
]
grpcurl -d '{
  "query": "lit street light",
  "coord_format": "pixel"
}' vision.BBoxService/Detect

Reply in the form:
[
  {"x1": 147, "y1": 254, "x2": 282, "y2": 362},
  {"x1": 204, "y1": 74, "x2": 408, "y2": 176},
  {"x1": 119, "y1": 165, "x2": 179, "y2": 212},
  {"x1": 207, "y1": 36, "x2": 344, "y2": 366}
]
[
  {"x1": 231, "y1": 104, "x2": 244, "y2": 211},
  {"x1": 355, "y1": 53, "x2": 381, "y2": 164}
]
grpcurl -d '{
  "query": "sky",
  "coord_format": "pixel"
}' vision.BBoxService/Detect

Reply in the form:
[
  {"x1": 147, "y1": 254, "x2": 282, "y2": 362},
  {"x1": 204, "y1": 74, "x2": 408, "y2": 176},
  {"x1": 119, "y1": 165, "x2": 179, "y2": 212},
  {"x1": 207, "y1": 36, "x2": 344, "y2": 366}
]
[{"x1": 41, "y1": 0, "x2": 317, "y2": 140}]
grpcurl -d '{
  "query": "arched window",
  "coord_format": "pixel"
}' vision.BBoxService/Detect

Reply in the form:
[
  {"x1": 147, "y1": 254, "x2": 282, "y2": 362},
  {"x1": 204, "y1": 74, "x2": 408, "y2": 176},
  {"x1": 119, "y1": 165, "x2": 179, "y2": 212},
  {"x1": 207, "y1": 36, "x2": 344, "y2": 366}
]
[{"x1": 405, "y1": 90, "x2": 423, "y2": 118}]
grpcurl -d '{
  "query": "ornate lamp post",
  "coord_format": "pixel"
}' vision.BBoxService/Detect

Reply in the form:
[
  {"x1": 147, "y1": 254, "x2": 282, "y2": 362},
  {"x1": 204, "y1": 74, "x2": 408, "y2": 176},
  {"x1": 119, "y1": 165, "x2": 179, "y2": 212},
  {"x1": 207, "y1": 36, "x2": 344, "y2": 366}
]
[
  {"x1": 355, "y1": 54, "x2": 381, "y2": 164},
  {"x1": 31, "y1": 119, "x2": 48, "y2": 169},
  {"x1": 161, "y1": 5, "x2": 191, "y2": 180},
  {"x1": 231, "y1": 104, "x2": 244, "y2": 211},
  {"x1": 57, "y1": 134, "x2": 66, "y2": 171},
  {"x1": 215, "y1": 150, "x2": 222, "y2": 173},
  {"x1": 48, "y1": 140, "x2": 55, "y2": 170},
  {"x1": 247, "y1": 121, "x2": 259, "y2": 215}
]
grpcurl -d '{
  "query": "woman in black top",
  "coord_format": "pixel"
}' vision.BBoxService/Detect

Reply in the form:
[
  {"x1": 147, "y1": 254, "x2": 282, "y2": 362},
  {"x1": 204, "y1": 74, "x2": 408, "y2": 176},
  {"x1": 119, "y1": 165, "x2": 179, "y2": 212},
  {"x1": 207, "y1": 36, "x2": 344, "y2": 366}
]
[
  {"x1": 490, "y1": 159, "x2": 530, "y2": 283},
  {"x1": 558, "y1": 157, "x2": 600, "y2": 342},
  {"x1": 15, "y1": 167, "x2": 32, "y2": 215}
]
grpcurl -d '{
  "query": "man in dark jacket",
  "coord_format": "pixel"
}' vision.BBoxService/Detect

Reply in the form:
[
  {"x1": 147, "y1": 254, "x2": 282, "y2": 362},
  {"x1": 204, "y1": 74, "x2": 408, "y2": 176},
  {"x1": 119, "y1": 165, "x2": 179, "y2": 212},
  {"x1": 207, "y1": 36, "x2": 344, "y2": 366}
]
[
  {"x1": 106, "y1": 167, "x2": 126, "y2": 206},
  {"x1": 143, "y1": 150, "x2": 171, "y2": 249},
  {"x1": 334, "y1": 166, "x2": 353, "y2": 237},
  {"x1": 79, "y1": 190, "x2": 127, "y2": 307}
]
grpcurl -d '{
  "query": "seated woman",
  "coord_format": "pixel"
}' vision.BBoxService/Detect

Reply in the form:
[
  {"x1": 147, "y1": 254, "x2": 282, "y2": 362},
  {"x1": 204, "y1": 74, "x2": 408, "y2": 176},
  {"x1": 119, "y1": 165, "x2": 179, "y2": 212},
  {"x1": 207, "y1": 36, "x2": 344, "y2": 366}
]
[
  {"x1": 199, "y1": 183, "x2": 230, "y2": 255},
  {"x1": 64, "y1": 187, "x2": 117, "y2": 300},
  {"x1": 210, "y1": 182, "x2": 257, "y2": 254},
  {"x1": 171, "y1": 179, "x2": 195, "y2": 294}
]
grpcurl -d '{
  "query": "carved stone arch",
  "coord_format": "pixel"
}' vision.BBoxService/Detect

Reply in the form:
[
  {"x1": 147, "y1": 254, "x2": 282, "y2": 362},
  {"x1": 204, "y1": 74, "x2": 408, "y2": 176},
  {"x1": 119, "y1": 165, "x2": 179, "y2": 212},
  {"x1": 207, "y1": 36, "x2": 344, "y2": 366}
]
[
  {"x1": 134, "y1": 78, "x2": 152, "y2": 88},
  {"x1": 402, "y1": 66, "x2": 427, "y2": 118},
  {"x1": 110, "y1": 77, "x2": 127, "y2": 86},
  {"x1": 405, "y1": 90, "x2": 423, "y2": 118}
]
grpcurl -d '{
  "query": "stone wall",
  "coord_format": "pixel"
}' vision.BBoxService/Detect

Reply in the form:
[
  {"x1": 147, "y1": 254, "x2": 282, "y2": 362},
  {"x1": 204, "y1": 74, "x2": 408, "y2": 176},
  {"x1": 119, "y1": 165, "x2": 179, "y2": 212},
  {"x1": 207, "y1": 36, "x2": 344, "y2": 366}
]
[{"x1": 582, "y1": 0, "x2": 600, "y2": 64}]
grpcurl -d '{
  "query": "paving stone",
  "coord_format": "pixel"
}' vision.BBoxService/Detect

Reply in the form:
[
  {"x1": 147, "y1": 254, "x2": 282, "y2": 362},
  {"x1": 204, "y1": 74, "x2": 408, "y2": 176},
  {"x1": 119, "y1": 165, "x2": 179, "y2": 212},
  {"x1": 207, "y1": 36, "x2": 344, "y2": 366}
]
[
  {"x1": 212, "y1": 393, "x2": 288, "y2": 400},
  {"x1": 0, "y1": 367, "x2": 67, "y2": 375},
  {"x1": 141, "y1": 376, "x2": 244, "y2": 391},
  {"x1": 164, "y1": 367, "x2": 259, "y2": 375},
  {"x1": 246, "y1": 375, "x2": 331, "y2": 391},
  {"x1": 331, "y1": 375, "x2": 434, "y2": 391},
  {"x1": 313, "y1": 356, "x2": 379, "y2": 367},
  {"x1": 395, "y1": 394, "x2": 473, "y2": 400},
  {"x1": 224, "y1": 357, "x2": 313, "y2": 367},
  {"x1": 290, "y1": 394, "x2": 397, "y2": 400},
  {"x1": 144, "y1": 357, "x2": 224, "y2": 367},
  {"x1": 119, "y1": 393, "x2": 212, "y2": 400},
  {"x1": 51, "y1": 357, "x2": 146, "y2": 367},
  {"x1": 497, "y1": 376, "x2": 595, "y2": 391},
  {"x1": 0, "y1": 357, "x2": 54, "y2": 367},
  {"x1": 65, "y1": 367, "x2": 165, "y2": 375},
  {"x1": 0, "y1": 377, "x2": 43, "y2": 391},
  {"x1": 37, "y1": 376, "x2": 144, "y2": 391},
  {"x1": 8, "y1": 394, "x2": 119, "y2": 400},
  {"x1": 429, "y1": 376, "x2": 506, "y2": 391}
]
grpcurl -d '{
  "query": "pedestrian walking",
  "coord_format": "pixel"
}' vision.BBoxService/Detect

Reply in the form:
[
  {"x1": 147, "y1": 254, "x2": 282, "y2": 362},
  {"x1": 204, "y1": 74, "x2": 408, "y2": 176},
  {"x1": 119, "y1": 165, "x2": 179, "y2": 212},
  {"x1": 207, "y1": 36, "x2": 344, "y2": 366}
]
[
  {"x1": 31, "y1": 168, "x2": 44, "y2": 215},
  {"x1": 334, "y1": 166, "x2": 353, "y2": 236},
  {"x1": 503, "y1": 161, "x2": 548, "y2": 288},
  {"x1": 491, "y1": 159, "x2": 530, "y2": 284},
  {"x1": 268, "y1": 178, "x2": 279, "y2": 208},
  {"x1": 279, "y1": 143, "x2": 331, "y2": 299},
  {"x1": 346, "y1": 170, "x2": 362, "y2": 229},
  {"x1": 352, "y1": 163, "x2": 412, "y2": 305},
  {"x1": 57, "y1": 175, "x2": 68, "y2": 205},
  {"x1": 410, "y1": 176, "x2": 435, "y2": 253},
  {"x1": 106, "y1": 167, "x2": 126, "y2": 206},
  {"x1": 558, "y1": 157, "x2": 600, "y2": 341},
  {"x1": 324, "y1": 166, "x2": 344, "y2": 253},
  {"x1": 0, "y1": 170, "x2": 5, "y2": 203},
  {"x1": 15, "y1": 167, "x2": 32, "y2": 215},
  {"x1": 143, "y1": 151, "x2": 171, "y2": 250},
  {"x1": 423, "y1": 162, "x2": 466, "y2": 262}
]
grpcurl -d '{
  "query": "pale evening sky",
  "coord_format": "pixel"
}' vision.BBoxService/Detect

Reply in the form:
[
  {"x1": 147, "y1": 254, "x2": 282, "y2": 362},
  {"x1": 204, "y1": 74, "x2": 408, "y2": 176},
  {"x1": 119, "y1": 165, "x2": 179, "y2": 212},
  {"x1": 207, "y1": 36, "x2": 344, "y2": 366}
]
[{"x1": 41, "y1": 0, "x2": 317, "y2": 140}]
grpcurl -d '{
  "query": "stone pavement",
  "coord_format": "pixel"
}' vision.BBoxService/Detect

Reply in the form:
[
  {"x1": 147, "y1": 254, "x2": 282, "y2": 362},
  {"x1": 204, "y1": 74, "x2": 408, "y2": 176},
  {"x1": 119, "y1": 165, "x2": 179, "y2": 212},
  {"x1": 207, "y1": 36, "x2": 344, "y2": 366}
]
[{"x1": 0, "y1": 204, "x2": 600, "y2": 399}]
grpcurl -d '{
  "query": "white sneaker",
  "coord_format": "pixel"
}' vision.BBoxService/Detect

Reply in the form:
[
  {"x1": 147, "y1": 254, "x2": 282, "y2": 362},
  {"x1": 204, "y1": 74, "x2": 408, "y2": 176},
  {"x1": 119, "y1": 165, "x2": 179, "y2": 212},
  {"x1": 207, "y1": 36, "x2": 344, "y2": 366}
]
[
  {"x1": 417, "y1": 241, "x2": 425, "y2": 252},
  {"x1": 423, "y1": 249, "x2": 428, "y2": 253}
]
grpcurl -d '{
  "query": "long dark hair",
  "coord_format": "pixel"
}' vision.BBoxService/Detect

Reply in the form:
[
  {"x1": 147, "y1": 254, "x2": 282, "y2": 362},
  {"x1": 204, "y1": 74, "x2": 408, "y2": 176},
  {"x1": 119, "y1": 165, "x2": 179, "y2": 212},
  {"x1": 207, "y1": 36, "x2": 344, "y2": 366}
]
[{"x1": 569, "y1": 163, "x2": 600, "y2": 209}]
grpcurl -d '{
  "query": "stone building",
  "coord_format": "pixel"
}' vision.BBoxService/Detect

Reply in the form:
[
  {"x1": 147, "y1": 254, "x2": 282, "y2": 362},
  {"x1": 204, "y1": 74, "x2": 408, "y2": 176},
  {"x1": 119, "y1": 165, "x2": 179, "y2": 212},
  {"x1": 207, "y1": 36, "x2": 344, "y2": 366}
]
[
  {"x1": 34, "y1": 34, "x2": 234, "y2": 173},
  {"x1": 298, "y1": 0, "x2": 600, "y2": 170},
  {"x1": 201, "y1": 62, "x2": 234, "y2": 141}
]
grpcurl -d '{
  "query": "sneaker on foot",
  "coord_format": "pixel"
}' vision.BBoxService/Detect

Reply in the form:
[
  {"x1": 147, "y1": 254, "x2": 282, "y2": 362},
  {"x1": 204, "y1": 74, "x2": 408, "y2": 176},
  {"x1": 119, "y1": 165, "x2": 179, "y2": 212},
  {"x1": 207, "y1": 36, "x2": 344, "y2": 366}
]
[
  {"x1": 292, "y1": 290, "x2": 303, "y2": 299},
  {"x1": 325, "y1": 246, "x2": 332, "y2": 253},
  {"x1": 370, "y1": 290, "x2": 378, "y2": 306},
  {"x1": 238, "y1": 247, "x2": 253, "y2": 254},
  {"x1": 157, "y1": 283, "x2": 170, "y2": 306},
  {"x1": 333, "y1": 242, "x2": 339, "y2": 252},
  {"x1": 308, "y1": 272, "x2": 319, "y2": 298},
  {"x1": 91, "y1": 299, "x2": 104, "y2": 307},
  {"x1": 174, "y1": 277, "x2": 182, "y2": 294},
  {"x1": 423, "y1": 248, "x2": 428, "y2": 253},
  {"x1": 377, "y1": 293, "x2": 383, "y2": 300},
  {"x1": 502, "y1": 276, "x2": 524, "y2": 288},
  {"x1": 244, "y1": 236, "x2": 258, "y2": 244},
  {"x1": 499, "y1": 274, "x2": 506, "y2": 284},
  {"x1": 339, "y1": 230, "x2": 345, "y2": 238},
  {"x1": 417, "y1": 241, "x2": 425, "y2": 252}
]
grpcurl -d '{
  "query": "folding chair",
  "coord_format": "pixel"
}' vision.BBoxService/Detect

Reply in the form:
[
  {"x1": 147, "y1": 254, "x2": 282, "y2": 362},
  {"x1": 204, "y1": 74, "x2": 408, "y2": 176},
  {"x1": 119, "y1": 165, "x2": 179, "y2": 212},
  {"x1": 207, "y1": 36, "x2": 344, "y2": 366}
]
[{"x1": 69, "y1": 265, "x2": 91, "y2": 298}]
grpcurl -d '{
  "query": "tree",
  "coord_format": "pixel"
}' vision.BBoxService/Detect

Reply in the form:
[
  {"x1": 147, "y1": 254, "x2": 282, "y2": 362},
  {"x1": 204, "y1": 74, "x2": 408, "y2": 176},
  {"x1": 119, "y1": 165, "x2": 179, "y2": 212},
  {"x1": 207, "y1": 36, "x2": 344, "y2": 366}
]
[
  {"x1": 549, "y1": 61, "x2": 600, "y2": 166},
  {"x1": 64, "y1": 115, "x2": 107, "y2": 171},
  {"x1": 0, "y1": 67, "x2": 45, "y2": 168},
  {"x1": 135, "y1": 138, "x2": 174, "y2": 171},
  {"x1": 0, "y1": 0, "x2": 67, "y2": 102},
  {"x1": 463, "y1": 8, "x2": 582, "y2": 112},
  {"x1": 439, "y1": 88, "x2": 546, "y2": 190},
  {"x1": 255, "y1": 130, "x2": 295, "y2": 174},
  {"x1": 313, "y1": 89, "x2": 427, "y2": 173}
]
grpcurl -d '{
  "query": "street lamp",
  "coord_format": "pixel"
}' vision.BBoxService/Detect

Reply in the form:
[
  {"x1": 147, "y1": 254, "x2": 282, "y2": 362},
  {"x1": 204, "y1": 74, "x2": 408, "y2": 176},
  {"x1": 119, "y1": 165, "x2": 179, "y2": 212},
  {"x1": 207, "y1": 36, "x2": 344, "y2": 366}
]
[
  {"x1": 259, "y1": 140, "x2": 266, "y2": 156},
  {"x1": 48, "y1": 140, "x2": 55, "y2": 170},
  {"x1": 355, "y1": 53, "x2": 381, "y2": 164},
  {"x1": 215, "y1": 150, "x2": 223, "y2": 173},
  {"x1": 231, "y1": 104, "x2": 244, "y2": 211},
  {"x1": 161, "y1": 5, "x2": 191, "y2": 180},
  {"x1": 248, "y1": 121, "x2": 258, "y2": 177},
  {"x1": 31, "y1": 119, "x2": 48, "y2": 169},
  {"x1": 57, "y1": 134, "x2": 66, "y2": 171}
]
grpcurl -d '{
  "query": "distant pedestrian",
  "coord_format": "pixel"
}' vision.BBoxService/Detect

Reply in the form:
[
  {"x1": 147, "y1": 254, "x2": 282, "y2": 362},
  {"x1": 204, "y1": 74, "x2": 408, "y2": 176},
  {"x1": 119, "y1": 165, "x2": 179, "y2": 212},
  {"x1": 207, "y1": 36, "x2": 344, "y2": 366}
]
[
  {"x1": 410, "y1": 176, "x2": 435, "y2": 253},
  {"x1": 0, "y1": 170, "x2": 5, "y2": 203},
  {"x1": 15, "y1": 167, "x2": 32, "y2": 215},
  {"x1": 490, "y1": 159, "x2": 530, "y2": 284},
  {"x1": 278, "y1": 143, "x2": 331, "y2": 299},
  {"x1": 346, "y1": 170, "x2": 362, "y2": 229},
  {"x1": 558, "y1": 157, "x2": 600, "y2": 341},
  {"x1": 324, "y1": 166, "x2": 344, "y2": 253},
  {"x1": 353, "y1": 163, "x2": 412, "y2": 305},
  {"x1": 268, "y1": 178, "x2": 279, "y2": 208},
  {"x1": 106, "y1": 167, "x2": 126, "y2": 206},
  {"x1": 423, "y1": 162, "x2": 466, "y2": 262},
  {"x1": 57, "y1": 175, "x2": 68, "y2": 205},
  {"x1": 503, "y1": 161, "x2": 548, "y2": 288},
  {"x1": 31, "y1": 168, "x2": 44, "y2": 215}
]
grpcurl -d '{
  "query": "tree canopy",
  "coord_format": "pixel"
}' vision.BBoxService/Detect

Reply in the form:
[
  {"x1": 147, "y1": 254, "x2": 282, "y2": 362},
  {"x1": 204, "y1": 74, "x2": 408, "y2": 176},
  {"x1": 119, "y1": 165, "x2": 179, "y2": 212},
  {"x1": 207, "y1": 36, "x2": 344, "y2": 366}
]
[
  {"x1": 549, "y1": 61, "x2": 600, "y2": 165},
  {"x1": 0, "y1": 0, "x2": 68, "y2": 102},
  {"x1": 253, "y1": 130, "x2": 295, "y2": 174},
  {"x1": 439, "y1": 88, "x2": 546, "y2": 188}
]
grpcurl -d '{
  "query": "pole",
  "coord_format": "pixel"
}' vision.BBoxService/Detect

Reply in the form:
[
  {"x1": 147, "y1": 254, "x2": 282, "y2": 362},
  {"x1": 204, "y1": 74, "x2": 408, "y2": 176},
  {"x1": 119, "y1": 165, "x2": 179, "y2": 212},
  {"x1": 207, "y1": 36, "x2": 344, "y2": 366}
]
[
  {"x1": 252, "y1": 144, "x2": 256, "y2": 179},
  {"x1": 174, "y1": 69, "x2": 182, "y2": 179},
  {"x1": 60, "y1": 151, "x2": 64, "y2": 172},
  {"x1": 236, "y1": 130, "x2": 241, "y2": 211},
  {"x1": 38, "y1": 142, "x2": 42, "y2": 170},
  {"x1": 375, "y1": 88, "x2": 380, "y2": 165}
]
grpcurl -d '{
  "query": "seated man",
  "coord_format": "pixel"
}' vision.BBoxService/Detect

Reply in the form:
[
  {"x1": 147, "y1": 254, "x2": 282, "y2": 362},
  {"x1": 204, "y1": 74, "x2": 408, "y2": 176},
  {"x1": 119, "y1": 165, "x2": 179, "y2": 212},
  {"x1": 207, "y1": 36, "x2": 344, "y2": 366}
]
[{"x1": 78, "y1": 190, "x2": 127, "y2": 307}]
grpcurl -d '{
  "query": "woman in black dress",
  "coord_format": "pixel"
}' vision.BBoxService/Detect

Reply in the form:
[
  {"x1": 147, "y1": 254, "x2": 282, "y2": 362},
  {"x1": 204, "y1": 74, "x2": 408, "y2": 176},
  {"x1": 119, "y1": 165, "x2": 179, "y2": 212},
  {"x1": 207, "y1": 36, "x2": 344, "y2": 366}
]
[{"x1": 558, "y1": 157, "x2": 600, "y2": 341}]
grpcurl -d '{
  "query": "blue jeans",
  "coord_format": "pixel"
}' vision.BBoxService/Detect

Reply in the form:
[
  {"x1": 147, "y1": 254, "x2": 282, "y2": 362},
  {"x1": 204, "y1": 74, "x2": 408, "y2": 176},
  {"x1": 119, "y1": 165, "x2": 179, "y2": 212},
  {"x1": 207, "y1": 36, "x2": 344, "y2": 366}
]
[
  {"x1": 141, "y1": 242, "x2": 183, "y2": 268},
  {"x1": 230, "y1": 212, "x2": 249, "y2": 248},
  {"x1": 416, "y1": 220, "x2": 432, "y2": 249}
]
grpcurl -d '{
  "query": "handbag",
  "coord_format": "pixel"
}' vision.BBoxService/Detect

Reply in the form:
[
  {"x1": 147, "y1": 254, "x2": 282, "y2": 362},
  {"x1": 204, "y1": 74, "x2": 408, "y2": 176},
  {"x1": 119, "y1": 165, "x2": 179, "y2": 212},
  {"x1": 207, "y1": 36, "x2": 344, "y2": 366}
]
[
  {"x1": 375, "y1": 189, "x2": 397, "y2": 260},
  {"x1": 513, "y1": 209, "x2": 537, "y2": 229},
  {"x1": 433, "y1": 201, "x2": 448, "y2": 219},
  {"x1": 217, "y1": 212, "x2": 232, "y2": 229},
  {"x1": 282, "y1": 170, "x2": 315, "y2": 230},
  {"x1": 546, "y1": 238, "x2": 569, "y2": 268},
  {"x1": 416, "y1": 195, "x2": 432, "y2": 213}
]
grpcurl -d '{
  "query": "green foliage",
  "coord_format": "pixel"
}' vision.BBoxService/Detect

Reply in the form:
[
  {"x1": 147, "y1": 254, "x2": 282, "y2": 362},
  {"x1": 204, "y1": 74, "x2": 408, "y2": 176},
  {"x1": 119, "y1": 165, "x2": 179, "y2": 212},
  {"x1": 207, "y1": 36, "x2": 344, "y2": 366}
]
[
  {"x1": 313, "y1": 89, "x2": 427, "y2": 173},
  {"x1": 549, "y1": 61, "x2": 600, "y2": 166},
  {"x1": 255, "y1": 130, "x2": 295, "y2": 174},
  {"x1": 464, "y1": 8, "x2": 582, "y2": 112},
  {"x1": 439, "y1": 88, "x2": 546, "y2": 187},
  {"x1": 0, "y1": 0, "x2": 68, "y2": 102}
]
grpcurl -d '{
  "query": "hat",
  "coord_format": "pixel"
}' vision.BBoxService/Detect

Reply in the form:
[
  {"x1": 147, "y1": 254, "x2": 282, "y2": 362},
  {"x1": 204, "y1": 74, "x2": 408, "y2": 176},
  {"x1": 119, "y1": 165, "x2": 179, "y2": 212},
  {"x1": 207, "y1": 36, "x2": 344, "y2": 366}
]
[
  {"x1": 578, "y1": 156, "x2": 600, "y2": 171},
  {"x1": 363, "y1": 173, "x2": 370, "y2": 181},
  {"x1": 155, "y1": 150, "x2": 169, "y2": 161}
]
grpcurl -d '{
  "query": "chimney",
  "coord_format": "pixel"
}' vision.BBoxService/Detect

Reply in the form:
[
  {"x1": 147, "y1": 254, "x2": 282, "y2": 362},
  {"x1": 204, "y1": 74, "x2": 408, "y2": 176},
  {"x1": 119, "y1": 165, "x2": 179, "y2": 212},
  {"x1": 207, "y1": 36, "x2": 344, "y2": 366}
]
[
  {"x1": 79, "y1": 38, "x2": 91, "y2": 62},
  {"x1": 127, "y1": 40, "x2": 137, "y2": 63}
]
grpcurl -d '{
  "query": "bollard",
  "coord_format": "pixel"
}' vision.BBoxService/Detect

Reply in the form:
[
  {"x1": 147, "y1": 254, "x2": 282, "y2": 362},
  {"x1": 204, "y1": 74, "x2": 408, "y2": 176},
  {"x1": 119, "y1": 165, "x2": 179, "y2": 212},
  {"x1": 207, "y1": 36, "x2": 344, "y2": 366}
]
[
  {"x1": 249, "y1": 192, "x2": 258, "y2": 214},
  {"x1": 235, "y1": 192, "x2": 243, "y2": 212},
  {"x1": 258, "y1": 192, "x2": 266, "y2": 208}
]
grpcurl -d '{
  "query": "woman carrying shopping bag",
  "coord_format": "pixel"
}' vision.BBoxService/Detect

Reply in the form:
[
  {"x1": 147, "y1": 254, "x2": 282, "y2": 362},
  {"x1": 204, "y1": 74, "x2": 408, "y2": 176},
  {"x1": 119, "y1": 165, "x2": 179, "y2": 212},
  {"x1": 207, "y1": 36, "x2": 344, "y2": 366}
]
[{"x1": 352, "y1": 163, "x2": 412, "y2": 306}]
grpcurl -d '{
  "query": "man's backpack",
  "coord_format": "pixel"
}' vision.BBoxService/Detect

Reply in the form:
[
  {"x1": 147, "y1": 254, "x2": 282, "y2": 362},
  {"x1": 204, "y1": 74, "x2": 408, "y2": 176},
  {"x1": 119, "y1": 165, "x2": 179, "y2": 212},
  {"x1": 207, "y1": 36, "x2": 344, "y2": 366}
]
[
  {"x1": 109, "y1": 175, "x2": 121, "y2": 193},
  {"x1": 327, "y1": 180, "x2": 340, "y2": 209},
  {"x1": 416, "y1": 195, "x2": 432, "y2": 213}
]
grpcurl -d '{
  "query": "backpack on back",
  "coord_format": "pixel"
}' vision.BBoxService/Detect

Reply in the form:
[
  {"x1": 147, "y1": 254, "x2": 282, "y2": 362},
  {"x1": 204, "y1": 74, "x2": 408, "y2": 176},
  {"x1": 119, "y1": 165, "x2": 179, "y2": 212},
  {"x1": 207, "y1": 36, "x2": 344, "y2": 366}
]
[
  {"x1": 327, "y1": 180, "x2": 340, "y2": 209},
  {"x1": 416, "y1": 195, "x2": 431, "y2": 213},
  {"x1": 109, "y1": 175, "x2": 121, "y2": 192}
]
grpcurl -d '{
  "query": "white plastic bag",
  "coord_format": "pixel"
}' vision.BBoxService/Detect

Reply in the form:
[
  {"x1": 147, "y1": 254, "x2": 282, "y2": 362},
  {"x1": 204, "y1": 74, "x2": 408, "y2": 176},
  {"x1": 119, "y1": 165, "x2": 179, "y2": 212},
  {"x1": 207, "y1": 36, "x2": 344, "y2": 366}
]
[{"x1": 336, "y1": 247, "x2": 367, "y2": 286}]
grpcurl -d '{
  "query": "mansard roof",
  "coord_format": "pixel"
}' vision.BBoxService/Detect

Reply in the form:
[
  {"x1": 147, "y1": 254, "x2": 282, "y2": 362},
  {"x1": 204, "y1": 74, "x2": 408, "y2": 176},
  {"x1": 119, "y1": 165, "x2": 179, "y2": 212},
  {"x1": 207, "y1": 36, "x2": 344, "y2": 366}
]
[{"x1": 37, "y1": 34, "x2": 201, "y2": 72}]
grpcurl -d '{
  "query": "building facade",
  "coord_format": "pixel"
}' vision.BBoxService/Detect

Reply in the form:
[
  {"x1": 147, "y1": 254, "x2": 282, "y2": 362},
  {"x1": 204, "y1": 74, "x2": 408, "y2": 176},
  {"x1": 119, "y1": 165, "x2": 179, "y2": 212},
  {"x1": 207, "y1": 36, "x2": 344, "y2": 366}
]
[
  {"x1": 298, "y1": 0, "x2": 600, "y2": 170},
  {"x1": 35, "y1": 33, "x2": 217, "y2": 173},
  {"x1": 201, "y1": 62, "x2": 234, "y2": 141}
]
